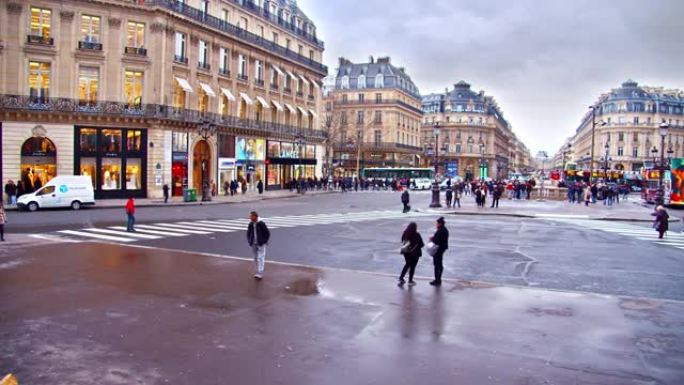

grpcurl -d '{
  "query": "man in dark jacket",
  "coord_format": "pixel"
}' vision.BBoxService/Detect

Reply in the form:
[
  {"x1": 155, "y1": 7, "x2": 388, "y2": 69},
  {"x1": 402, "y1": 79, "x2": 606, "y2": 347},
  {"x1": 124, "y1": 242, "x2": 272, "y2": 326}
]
[
  {"x1": 246, "y1": 211, "x2": 270, "y2": 279},
  {"x1": 430, "y1": 217, "x2": 449, "y2": 286},
  {"x1": 491, "y1": 184, "x2": 502, "y2": 208},
  {"x1": 401, "y1": 189, "x2": 410, "y2": 213}
]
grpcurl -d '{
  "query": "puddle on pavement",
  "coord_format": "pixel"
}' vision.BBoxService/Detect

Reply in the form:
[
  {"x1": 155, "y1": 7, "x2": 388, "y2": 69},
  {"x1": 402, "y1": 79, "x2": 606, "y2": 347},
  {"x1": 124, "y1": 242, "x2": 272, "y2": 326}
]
[
  {"x1": 619, "y1": 298, "x2": 662, "y2": 311},
  {"x1": 526, "y1": 306, "x2": 574, "y2": 317},
  {"x1": 284, "y1": 278, "x2": 322, "y2": 296},
  {"x1": 447, "y1": 280, "x2": 497, "y2": 292}
]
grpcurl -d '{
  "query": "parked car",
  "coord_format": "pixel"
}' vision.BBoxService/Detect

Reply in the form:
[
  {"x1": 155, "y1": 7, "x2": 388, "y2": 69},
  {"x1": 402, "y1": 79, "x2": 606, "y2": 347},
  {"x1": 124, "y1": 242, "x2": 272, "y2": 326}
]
[
  {"x1": 17, "y1": 175, "x2": 95, "y2": 212},
  {"x1": 439, "y1": 177, "x2": 463, "y2": 190},
  {"x1": 411, "y1": 178, "x2": 433, "y2": 190}
]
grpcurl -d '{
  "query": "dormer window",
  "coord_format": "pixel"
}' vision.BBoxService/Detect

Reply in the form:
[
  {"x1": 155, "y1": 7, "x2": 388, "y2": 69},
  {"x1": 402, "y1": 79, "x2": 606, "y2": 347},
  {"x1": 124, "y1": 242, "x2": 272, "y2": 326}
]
[
  {"x1": 374, "y1": 74, "x2": 384, "y2": 88},
  {"x1": 341, "y1": 75, "x2": 349, "y2": 89},
  {"x1": 357, "y1": 75, "x2": 366, "y2": 89}
]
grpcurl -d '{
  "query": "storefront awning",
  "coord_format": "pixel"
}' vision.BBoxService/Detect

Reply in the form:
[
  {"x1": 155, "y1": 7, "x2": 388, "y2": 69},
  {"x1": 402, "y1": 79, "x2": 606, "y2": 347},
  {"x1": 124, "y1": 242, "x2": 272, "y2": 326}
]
[
  {"x1": 299, "y1": 75, "x2": 310, "y2": 86},
  {"x1": 309, "y1": 77, "x2": 320, "y2": 88},
  {"x1": 286, "y1": 70, "x2": 297, "y2": 80},
  {"x1": 221, "y1": 88, "x2": 236, "y2": 101},
  {"x1": 284, "y1": 103, "x2": 296, "y2": 113},
  {"x1": 271, "y1": 100, "x2": 284, "y2": 111},
  {"x1": 199, "y1": 82, "x2": 216, "y2": 97},
  {"x1": 175, "y1": 77, "x2": 193, "y2": 93},
  {"x1": 272, "y1": 64, "x2": 285, "y2": 77},
  {"x1": 256, "y1": 96, "x2": 270, "y2": 109},
  {"x1": 239, "y1": 92, "x2": 254, "y2": 105},
  {"x1": 297, "y1": 106, "x2": 309, "y2": 116},
  {"x1": 308, "y1": 109, "x2": 318, "y2": 117}
]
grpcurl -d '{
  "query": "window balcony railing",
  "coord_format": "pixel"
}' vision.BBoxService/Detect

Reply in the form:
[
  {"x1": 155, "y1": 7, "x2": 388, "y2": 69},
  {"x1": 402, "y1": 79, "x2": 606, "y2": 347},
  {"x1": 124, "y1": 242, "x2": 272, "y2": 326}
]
[
  {"x1": 296, "y1": 91, "x2": 304, "y2": 98},
  {"x1": 174, "y1": 55, "x2": 188, "y2": 64},
  {"x1": 218, "y1": 68, "x2": 230, "y2": 77},
  {"x1": 198, "y1": 61, "x2": 211, "y2": 70},
  {"x1": 283, "y1": 87, "x2": 292, "y2": 94},
  {"x1": 270, "y1": 83, "x2": 279, "y2": 90},
  {"x1": 308, "y1": 94, "x2": 315, "y2": 101},
  {"x1": 0, "y1": 93, "x2": 327, "y2": 140},
  {"x1": 237, "y1": 74, "x2": 249, "y2": 82},
  {"x1": 124, "y1": 46, "x2": 147, "y2": 56},
  {"x1": 27, "y1": 34, "x2": 53, "y2": 46},
  {"x1": 255, "y1": 79, "x2": 265, "y2": 87},
  {"x1": 144, "y1": 0, "x2": 327, "y2": 74},
  {"x1": 78, "y1": 41, "x2": 103, "y2": 51}
]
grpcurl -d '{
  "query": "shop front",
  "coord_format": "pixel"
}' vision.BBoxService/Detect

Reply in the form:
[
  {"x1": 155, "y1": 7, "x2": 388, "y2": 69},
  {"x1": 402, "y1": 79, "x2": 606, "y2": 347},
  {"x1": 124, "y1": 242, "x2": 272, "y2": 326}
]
[
  {"x1": 266, "y1": 140, "x2": 317, "y2": 190},
  {"x1": 236, "y1": 136, "x2": 265, "y2": 188},
  {"x1": 20, "y1": 135, "x2": 57, "y2": 194},
  {"x1": 171, "y1": 132, "x2": 189, "y2": 197},
  {"x1": 218, "y1": 158, "x2": 236, "y2": 194},
  {"x1": 75, "y1": 126, "x2": 147, "y2": 199}
]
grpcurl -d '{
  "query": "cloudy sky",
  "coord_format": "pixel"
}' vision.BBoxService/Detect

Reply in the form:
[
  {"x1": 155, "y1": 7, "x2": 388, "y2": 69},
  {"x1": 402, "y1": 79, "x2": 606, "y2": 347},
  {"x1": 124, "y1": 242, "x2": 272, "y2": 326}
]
[{"x1": 298, "y1": 0, "x2": 684, "y2": 155}]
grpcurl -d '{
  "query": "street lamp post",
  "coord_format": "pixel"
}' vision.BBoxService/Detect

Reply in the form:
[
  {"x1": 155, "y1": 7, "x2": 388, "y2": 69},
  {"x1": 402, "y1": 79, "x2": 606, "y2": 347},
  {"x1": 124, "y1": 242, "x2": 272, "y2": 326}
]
[
  {"x1": 295, "y1": 132, "x2": 305, "y2": 191},
  {"x1": 588, "y1": 106, "x2": 607, "y2": 184},
  {"x1": 602, "y1": 142, "x2": 611, "y2": 181},
  {"x1": 429, "y1": 122, "x2": 441, "y2": 208},
  {"x1": 197, "y1": 119, "x2": 217, "y2": 202},
  {"x1": 655, "y1": 123, "x2": 670, "y2": 206},
  {"x1": 356, "y1": 129, "x2": 362, "y2": 179}
]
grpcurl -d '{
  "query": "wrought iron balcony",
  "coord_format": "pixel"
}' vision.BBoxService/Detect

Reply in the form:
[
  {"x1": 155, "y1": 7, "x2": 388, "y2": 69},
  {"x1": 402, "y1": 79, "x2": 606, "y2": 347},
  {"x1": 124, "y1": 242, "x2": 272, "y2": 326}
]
[
  {"x1": 144, "y1": 0, "x2": 327, "y2": 74},
  {"x1": 255, "y1": 79, "x2": 265, "y2": 87},
  {"x1": 270, "y1": 83, "x2": 279, "y2": 90},
  {"x1": 283, "y1": 87, "x2": 292, "y2": 94},
  {"x1": 237, "y1": 74, "x2": 249, "y2": 82},
  {"x1": 174, "y1": 55, "x2": 188, "y2": 64},
  {"x1": 198, "y1": 61, "x2": 211, "y2": 70},
  {"x1": 296, "y1": 91, "x2": 304, "y2": 98},
  {"x1": 218, "y1": 68, "x2": 230, "y2": 77},
  {"x1": 0, "y1": 94, "x2": 326, "y2": 140},
  {"x1": 124, "y1": 46, "x2": 147, "y2": 56},
  {"x1": 78, "y1": 41, "x2": 103, "y2": 51},
  {"x1": 308, "y1": 94, "x2": 315, "y2": 101},
  {"x1": 334, "y1": 99, "x2": 422, "y2": 115},
  {"x1": 27, "y1": 35, "x2": 53, "y2": 46}
]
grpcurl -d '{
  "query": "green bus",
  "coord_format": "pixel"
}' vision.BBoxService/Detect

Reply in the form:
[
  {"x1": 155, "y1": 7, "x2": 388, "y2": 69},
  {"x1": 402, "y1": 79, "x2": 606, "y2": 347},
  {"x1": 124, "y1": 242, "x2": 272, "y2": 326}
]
[{"x1": 361, "y1": 167, "x2": 435, "y2": 180}]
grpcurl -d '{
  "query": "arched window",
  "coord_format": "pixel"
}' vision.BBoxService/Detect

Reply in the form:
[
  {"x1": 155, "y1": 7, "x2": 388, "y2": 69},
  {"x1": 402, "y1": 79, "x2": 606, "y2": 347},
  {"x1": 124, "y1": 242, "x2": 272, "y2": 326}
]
[
  {"x1": 21, "y1": 136, "x2": 57, "y2": 193},
  {"x1": 357, "y1": 75, "x2": 366, "y2": 89},
  {"x1": 374, "y1": 73, "x2": 384, "y2": 88}
]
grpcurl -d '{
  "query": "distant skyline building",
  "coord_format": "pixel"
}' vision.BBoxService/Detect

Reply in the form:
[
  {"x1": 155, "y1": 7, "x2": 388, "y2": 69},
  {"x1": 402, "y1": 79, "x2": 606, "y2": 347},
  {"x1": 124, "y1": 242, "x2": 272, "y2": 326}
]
[
  {"x1": 562, "y1": 80, "x2": 684, "y2": 173},
  {"x1": 325, "y1": 56, "x2": 423, "y2": 176},
  {"x1": 421, "y1": 81, "x2": 531, "y2": 180}
]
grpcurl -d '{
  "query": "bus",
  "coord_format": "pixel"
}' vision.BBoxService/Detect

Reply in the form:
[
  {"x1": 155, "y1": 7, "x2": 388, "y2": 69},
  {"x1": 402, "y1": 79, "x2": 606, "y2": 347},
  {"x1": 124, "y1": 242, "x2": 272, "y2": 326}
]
[{"x1": 361, "y1": 167, "x2": 435, "y2": 181}]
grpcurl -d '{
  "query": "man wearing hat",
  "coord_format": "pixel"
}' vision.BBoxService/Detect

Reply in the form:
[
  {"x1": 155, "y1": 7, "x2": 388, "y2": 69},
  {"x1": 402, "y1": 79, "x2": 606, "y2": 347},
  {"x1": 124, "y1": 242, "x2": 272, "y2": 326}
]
[{"x1": 430, "y1": 216, "x2": 449, "y2": 286}]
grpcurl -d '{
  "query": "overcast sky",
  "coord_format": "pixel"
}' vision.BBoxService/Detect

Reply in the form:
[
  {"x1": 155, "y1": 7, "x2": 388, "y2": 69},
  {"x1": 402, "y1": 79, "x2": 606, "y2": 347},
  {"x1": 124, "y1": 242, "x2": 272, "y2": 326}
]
[{"x1": 299, "y1": 0, "x2": 684, "y2": 155}]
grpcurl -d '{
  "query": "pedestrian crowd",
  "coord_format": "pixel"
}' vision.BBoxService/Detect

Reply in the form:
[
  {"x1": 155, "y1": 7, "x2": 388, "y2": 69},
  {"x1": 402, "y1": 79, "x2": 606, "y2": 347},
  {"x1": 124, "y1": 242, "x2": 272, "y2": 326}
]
[{"x1": 563, "y1": 180, "x2": 630, "y2": 206}]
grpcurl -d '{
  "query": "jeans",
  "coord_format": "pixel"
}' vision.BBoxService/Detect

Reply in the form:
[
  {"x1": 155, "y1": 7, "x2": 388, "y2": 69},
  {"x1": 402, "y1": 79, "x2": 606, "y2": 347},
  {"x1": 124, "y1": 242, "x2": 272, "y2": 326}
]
[
  {"x1": 9, "y1": 195, "x2": 16, "y2": 205},
  {"x1": 126, "y1": 214, "x2": 135, "y2": 231},
  {"x1": 251, "y1": 244, "x2": 267, "y2": 275}
]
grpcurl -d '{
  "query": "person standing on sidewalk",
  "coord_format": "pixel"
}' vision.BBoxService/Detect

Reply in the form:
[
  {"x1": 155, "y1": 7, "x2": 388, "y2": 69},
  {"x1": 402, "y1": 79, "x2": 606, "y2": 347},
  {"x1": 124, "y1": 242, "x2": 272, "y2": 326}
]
[
  {"x1": 246, "y1": 211, "x2": 270, "y2": 279},
  {"x1": 429, "y1": 217, "x2": 449, "y2": 286},
  {"x1": 4, "y1": 180, "x2": 17, "y2": 205},
  {"x1": 401, "y1": 189, "x2": 410, "y2": 213},
  {"x1": 0, "y1": 201, "x2": 6, "y2": 241},
  {"x1": 491, "y1": 184, "x2": 502, "y2": 208},
  {"x1": 257, "y1": 179, "x2": 264, "y2": 195},
  {"x1": 125, "y1": 197, "x2": 136, "y2": 232},
  {"x1": 584, "y1": 185, "x2": 592, "y2": 206},
  {"x1": 445, "y1": 187, "x2": 453, "y2": 208},
  {"x1": 162, "y1": 184, "x2": 170, "y2": 204},
  {"x1": 398, "y1": 222, "x2": 424, "y2": 286}
]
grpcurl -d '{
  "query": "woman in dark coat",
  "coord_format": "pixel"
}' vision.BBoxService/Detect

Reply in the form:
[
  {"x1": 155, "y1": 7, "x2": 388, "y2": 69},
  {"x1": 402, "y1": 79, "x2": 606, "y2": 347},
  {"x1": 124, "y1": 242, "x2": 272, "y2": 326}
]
[
  {"x1": 399, "y1": 222, "x2": 424, "y2": 286},
  {"x1": 652, "y1": 205, "x2": 669, "y2": 239}
]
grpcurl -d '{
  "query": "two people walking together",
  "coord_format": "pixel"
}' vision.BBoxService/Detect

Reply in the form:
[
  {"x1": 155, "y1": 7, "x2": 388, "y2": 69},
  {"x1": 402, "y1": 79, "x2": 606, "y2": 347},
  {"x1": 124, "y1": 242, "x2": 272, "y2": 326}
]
[{"x1": 398, "y1": 217, "x2": 449, "y2": 286}]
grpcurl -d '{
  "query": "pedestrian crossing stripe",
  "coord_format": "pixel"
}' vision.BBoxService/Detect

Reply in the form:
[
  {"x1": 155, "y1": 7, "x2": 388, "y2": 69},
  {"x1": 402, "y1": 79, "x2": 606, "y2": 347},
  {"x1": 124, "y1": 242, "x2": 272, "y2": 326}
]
[
  {"x1": 543, "y1": 218, "x2": 684, "y2": 251},
  {"x1": 34, "y1": 210, "x2": 438, "y2": 244}
]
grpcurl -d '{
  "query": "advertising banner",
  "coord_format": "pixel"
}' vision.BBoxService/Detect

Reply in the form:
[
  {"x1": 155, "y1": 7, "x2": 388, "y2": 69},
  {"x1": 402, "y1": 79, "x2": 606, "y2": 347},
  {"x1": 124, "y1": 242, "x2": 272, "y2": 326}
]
[
  {"x1": 670, "y1": 158, "x2": 684, "y2": 205},
  {"x1": 236, "y1": 137, "x2": 265, "y2": 161},
  {"x1": 446, "y1": 161, "x2": 459, "y2": 178}
]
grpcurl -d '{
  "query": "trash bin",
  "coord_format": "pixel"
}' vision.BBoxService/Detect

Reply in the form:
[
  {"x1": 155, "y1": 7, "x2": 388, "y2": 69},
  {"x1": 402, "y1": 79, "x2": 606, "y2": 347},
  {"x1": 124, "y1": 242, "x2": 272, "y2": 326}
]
[{"x1": 183, "y1": 188, "x2": 197, "y2": 202}]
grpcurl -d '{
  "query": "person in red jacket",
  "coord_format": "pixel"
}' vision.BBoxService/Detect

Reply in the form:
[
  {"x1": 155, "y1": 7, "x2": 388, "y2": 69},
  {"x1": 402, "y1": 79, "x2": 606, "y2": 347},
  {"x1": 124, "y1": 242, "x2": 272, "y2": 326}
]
[{"x1": 125, "y1": 197, "x2": 136, "y2": 232}]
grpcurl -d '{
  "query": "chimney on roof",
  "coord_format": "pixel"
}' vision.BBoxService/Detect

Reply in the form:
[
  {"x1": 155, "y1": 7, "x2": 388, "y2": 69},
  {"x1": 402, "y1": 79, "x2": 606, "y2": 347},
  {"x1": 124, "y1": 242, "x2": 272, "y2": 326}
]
[
  {"x1": 369, "y1": 55, "x2": 374, "y2": 64},
  {"x1": 377, "y1": 56, "x2": 391, "y2": 64},
  {"x1": 338, "y1": 57, "x2": 351, "y2": 66},
  {"x1": 399, "y1": 67, "x2": 405, "y2": 73},
  {"x1": 479, "y1": 90, "x2": 485, "y2": 97}
]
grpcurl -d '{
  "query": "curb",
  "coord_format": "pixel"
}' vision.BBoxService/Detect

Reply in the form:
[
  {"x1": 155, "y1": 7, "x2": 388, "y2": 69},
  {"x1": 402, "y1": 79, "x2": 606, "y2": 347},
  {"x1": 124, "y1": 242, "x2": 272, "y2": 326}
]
[{"x1": 439, "y1": 210, "x2": 681, "y2": 223}]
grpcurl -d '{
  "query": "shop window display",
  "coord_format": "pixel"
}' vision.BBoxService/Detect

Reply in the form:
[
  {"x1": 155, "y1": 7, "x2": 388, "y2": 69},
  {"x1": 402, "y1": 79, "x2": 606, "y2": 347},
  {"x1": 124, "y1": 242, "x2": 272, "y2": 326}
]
[
  {"x1": 101, "y1": 158, "x2": 122, "y2": 190},
  {"x1": 306, "y1": 145, "x2": 315, "y2": 159},
  {"x1": 80, "y1": 128, "x2": 98, "y2": 152},
  {"x1": 127, "y1": 130, "x2": 143, "y2": 152},
  {"x1": 267, "y1": 164, "x2": 281, "y2": 185},
  {"x1": 101, "y1": 129, "x2": 122, "y2": 153},
  {"x1": 20, "y1": 136, "x2": 57, "y2": 194},
  {"x1": 268, "y1": 141, "x2": 281, "y2": 158},
  {"x1": 126, "y1": 158, "x2": 142, "y2": 190},
  {"x1": 80, "y1": 157, "x2": 97, "y2": 187}
]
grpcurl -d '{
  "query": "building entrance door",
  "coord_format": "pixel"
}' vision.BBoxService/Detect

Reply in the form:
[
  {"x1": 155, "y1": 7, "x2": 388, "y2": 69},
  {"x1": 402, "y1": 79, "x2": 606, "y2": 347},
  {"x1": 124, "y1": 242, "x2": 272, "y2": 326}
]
[{"x1": 193, "y1": 140, "x2": 211, "y2": 191}]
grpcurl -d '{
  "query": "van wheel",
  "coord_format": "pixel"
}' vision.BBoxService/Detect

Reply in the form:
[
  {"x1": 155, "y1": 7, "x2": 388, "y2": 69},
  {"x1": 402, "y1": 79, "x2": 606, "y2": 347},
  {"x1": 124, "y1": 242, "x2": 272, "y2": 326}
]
[
  {"x1": 71, "y1": 201, "x2": 81, "y2": 210},
  {"x1": 27, "y1": 202, "x2": 39, "y2": 212}
]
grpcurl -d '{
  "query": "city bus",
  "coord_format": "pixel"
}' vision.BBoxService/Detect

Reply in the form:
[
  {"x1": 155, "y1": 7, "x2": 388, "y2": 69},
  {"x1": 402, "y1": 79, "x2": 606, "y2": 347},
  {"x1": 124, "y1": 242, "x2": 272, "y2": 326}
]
[{"x1": 360, "y1": 167, "x2": 435, "y2": 181}]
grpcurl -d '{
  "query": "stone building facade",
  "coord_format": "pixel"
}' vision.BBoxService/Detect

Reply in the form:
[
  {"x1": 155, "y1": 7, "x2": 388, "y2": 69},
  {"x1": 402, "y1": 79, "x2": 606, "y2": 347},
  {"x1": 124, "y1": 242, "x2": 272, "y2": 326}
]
[
  {"x1": 421, "y1": 81, "x2": 529, "y2": 180},
  {"x1": 324, "y1": 56, "x2": 423, "y2": 177},
  {"x1": 0, "y1": 0, "x2": 327, "y2": 200}
]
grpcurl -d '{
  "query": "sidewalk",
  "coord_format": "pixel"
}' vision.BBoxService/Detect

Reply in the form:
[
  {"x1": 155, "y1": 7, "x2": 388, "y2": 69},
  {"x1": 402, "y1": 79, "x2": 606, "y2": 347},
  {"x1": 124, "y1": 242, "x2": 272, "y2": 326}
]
[
  {"x1": 1, "y1": 242, "x2": 682, "y2": 384},
  {"x1": 4, "y1": 188, "x2": 334, "y2": 211},
  {"x1": 425, "y1": 195, "x2": 683, "y2": 222}
]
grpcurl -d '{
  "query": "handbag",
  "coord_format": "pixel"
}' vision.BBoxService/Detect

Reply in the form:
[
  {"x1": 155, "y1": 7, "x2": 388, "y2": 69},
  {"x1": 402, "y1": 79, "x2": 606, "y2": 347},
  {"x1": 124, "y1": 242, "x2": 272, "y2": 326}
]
[
  {"x1": 400, "y1": 240, "x2": 412, "y2": 254},
  {"x1": 425, "y1": 241, "x2": 439, "y2": 257}
]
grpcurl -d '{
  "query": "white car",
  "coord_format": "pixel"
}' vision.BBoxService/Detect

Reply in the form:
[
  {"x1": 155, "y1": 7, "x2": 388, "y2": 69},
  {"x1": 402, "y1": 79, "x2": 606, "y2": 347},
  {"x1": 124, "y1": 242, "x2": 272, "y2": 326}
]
[
  {"x1": 439, "y1": 177, "x2": 463, "y2": 190},
  {"x1": 18, "y1": 175, "x2": 95, "y2": 212},
  {"x1": 411, "y1": 178, "x2": 433, "y2": 190}
]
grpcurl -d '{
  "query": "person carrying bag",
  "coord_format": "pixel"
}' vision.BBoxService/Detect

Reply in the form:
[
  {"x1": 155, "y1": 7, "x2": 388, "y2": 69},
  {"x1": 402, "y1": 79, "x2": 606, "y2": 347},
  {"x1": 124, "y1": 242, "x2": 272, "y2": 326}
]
[{"x1": 398, "y1": 222, "x2": 424, "y2": 286}]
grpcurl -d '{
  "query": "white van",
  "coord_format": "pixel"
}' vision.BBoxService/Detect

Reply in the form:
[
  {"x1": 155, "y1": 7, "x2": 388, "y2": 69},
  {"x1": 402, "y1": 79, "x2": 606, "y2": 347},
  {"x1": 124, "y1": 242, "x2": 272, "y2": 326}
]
[{"x1": 17, "y1": 175, "x2": 95, "y2": 212}]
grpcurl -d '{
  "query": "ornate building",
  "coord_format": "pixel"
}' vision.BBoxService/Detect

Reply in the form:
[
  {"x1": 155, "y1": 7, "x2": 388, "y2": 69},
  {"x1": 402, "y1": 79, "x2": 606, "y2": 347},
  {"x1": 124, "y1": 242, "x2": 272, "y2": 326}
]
[
  {"x1": 421, "y1": 81, "x2": 528, "y2": 180},
  {"x1": 0, "y1": 0, "x2": 327, "y2": 200},
  {"x1": 325, "y1": 56, "x2": 423, "y2": 177},
  {"x1": 568, "y1": 80, "x2": 684, "y2": 173}
]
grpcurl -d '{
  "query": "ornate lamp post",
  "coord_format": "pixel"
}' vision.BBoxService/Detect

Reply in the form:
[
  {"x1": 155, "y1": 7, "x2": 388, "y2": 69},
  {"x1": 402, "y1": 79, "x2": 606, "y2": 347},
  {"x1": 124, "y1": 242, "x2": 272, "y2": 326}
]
[
  {"x1": 295, "y1": 131, "x2": 305, "y2": 187},
  {"x1": 356, "y1": 129, "x2": 362, "y2": 179},
  {"x1": 654, "y1": 123, "x2": 670, "y2": 206},
  {"x1": 588, "y1": 105, "x2": 607, "y2": 183},
  {"x1": 197, "y1": 119, "x2": 218, "y2": 202},
  {"x1": 429, "y1": 122, "x2": 441, "y2": 208},
  {"x1": 602, "y1": 142, "x2": 612, "y2": 181},
  {"x1": 479, "y1": 141, "x2": 486, "y2": 180}
]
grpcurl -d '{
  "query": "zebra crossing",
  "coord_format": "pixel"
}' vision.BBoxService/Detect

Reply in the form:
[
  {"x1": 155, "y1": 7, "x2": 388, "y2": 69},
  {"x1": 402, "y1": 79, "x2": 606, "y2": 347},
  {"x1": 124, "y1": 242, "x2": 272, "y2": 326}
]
[
  {"x1": 33, "y1": 210, "x2": 438, "y2": 244},
  {"x1": 547, "y1": 218, "x2": 684, "y2": 251}
]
